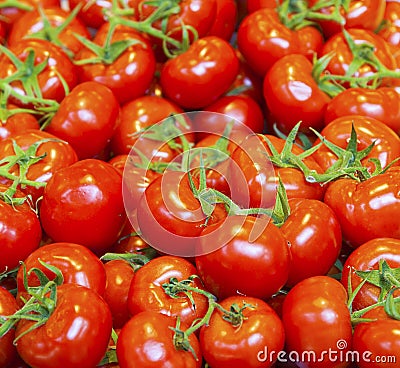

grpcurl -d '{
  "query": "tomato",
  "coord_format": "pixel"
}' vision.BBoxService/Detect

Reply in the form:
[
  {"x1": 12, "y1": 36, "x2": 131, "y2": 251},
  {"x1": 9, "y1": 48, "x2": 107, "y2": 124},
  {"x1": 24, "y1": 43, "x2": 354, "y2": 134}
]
[
  {"x1": 353, "y1": 319, "x2": 400, "y2": 368},
  {"x1": 39, "y1": 159, "x2": 126, "y2": 256},
  {"x1": 195, "y1": 215, "x2": 290, "y2": 300},
  {"x1": 0, "y1": 287, "x2": 18, "y2": 367},
  {"x1": 117, "y1": 310, "x2": 201, "y2": 368},
  {"x1": 207, "y1": 0, "x2": 237, "y2": 41},
  {"x1": 160, "y1": 36, "x2": 239, "y2": 109},
  {"x1": 237, "y1": 8, "x2": 323, "y2": 77},
  {"x1": 313, "y1": 115, "x2": 400, "y2": 173},
  {"x1": 135, "y1": 170, "x2": 226, "y2": 257},
  {"x1": 308, "y1": 0, "x2": 386, "y2": 39},
  {"x1": 379, "y1": 1, "x2": 400, "y2": 65},
  {"x1": 0, "y1": 38, "x2": 77, "y2": 107},
  {"x1": 16, "y1": 242, "x2": 107, "y2": 299},
  {"x1": 104, "y1": 259, "x2": 135, "y2": 329},
  {"x1": 128, "y1": 255, "x2": 208, "y2": 326},
  {"x1": 0, "y1": 186, "x2": 42, "y2": 274},
  {"x1": 0, "y1": 129, "x2": 78, "y2": 203},
  {"x1": 282, "y1": 276, "x2": 353, "y2": 368},
  {"x1": 110, "y1": 95, "x2": 184, "y2": 156},
  {"x1": 263, "y1": 53, "x2": 331, "y2": 134},
  {"x1": 341, "y1": 238, "x2": 400, "y2": 311},
  {"x1": 200, "y1": 295, "x2": 285, "y2": 368},
  {"x1": 246, "y1": 0, "x2": 279, "y2": 13},
  {"x1": 46, "y1": 81, "x2": 120, "y2": 160},
  {"x1": 282, "y1": 198, "x2": 342, "y2": 288},
  {"x1": 75, "y1": 24, "x2": 156, "y2": 105},
  {"x1": 15, "y1": 283, "x2": 112, "y2": 368},
  {"x1": 7, "y1": 5, "x2": 91, "y2": 56},
  {"x1": 0, "y1": 104, "x2": 39, "y2": 141},
  {"x1": 323, "y1": 166, "x2": 400, "y2": 248},
  {"x1": 110, "y1": 220, "x2": 151, "y2": 255},
  {"x1": 68, "y1": 0, "x2": 113, "y2": 28},
  {"x1": 324, "y1": 87, "x2": 400, "y2": 135}
]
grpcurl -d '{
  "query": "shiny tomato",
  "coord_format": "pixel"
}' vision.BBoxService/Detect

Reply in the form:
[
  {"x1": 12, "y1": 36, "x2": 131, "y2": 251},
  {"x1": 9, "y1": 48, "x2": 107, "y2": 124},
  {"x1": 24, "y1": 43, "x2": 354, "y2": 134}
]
[
  {"x1": 200, "y1": 296, "x2": 285, "y2": 368},
  {"x1": 46, "y1": 81, "x2": 120, "y2": 159},
  {"x1": 0, "y1": 186, "x2": 42, "y2": 273},
  {"x1": 341, "y1": 238, "x2": 400, "y2": 311},
  {"x1": 0, "y1": 287, "x2": 18, "y2": 367},
  {"x1": 160, "y1": 36, "x2": 239, "y2": 109},
  {"x1": 246, "y1": 0, "x2": 279, "y2": 13},
  {"x1": 324, "y1": 87, "x2": 400, "y2": 135},
  {"x1": 207, "y1": 0, "x2": 237, "y2": 41},
  {"x1": 117, "y1": 311, "x2": 202, "y2": 368},
  {"x1": 15, "y1": 283, "x2": 112, "y2": 368},
  {"x1": 128, "y1": 255, "x2": 208, "y2": 326},
  {"x1": 282, "y1": 198, "x2": 342, "y2": 288},
  {"x1": 324, "y1": 167, "x2": 400, "y2": 248},
  {"x1": 68, "y1": 0, "x2": 113, "y2": 28},
  {"x1": 195, "y1": 215, "x2": 290, "y2": 300},
  {"x1": 313, "y1": 115, "x2": 400, "y2": 173},
  {"x1": 379, "y1": 1, "x2": 400, "y2": 65},
  {"x1": 7, "y1": 5, "x2": 91, "y2": 56},
  {"x1": 76, "y1": 24, "x2": 156, "y2": 104},
  {"x1": 39, "y1": 159, "x2": 126, "y2": 255},
  {"x1": 282, "y1": 276, "x2": 353, "y2": 368},
  {"x1": 0, "y1": 105, "x2": 39, "y2": 141}
]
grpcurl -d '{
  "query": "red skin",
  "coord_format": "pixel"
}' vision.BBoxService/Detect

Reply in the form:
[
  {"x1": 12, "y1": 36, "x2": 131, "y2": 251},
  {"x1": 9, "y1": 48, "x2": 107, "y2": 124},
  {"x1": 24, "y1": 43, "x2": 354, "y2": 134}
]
[
  {"x1": 0, "y1": 287, "x2": 18, "y2": 367},
  {"x1": 0, "y1": 105, "x2": 39, "y2": 141}
]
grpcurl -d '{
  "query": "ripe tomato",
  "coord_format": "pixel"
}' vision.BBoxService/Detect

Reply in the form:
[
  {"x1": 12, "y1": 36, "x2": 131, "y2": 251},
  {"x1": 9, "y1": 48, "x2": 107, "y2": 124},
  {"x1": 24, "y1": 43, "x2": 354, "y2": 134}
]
[
  {"x1": 16, "y1": 242, "x2": 107, "y2": 299},
  {"x1": 246, "y1": 0, "x2": 279, "y2": 13},
  {"x1": 117, "y1": 311, "x2": 202, "y2": 368},
  {"x1": 207, "y1": 0, "x2": 237, "y2": 41},
  {"x1": 282, "y1": 198, "x2": 342, "y2": 288},
  {"x1": 75, "y1": 24, "x2": 156, "y2": 105},
  {"x1": 313, "y1": 115, "x2": 400, "y2": 173},
  {"x1": 0, "y1": 38, "x2": 77, "y2": 107},
  {"x1": 7, "y1": 5, "x2": 91, "y2": 56},
  {"x1": 0, "y1": 287, "x2": 18, "y2": 367},
  {"x1": 200, "y1": 295, "x2": 285, "y2": 368},
  {"x1": 324, "y1": 166, "x2": 400, "y2": 248},
  {"x1": 341, "y1": 238, "x2": 400, "y2": 311},
  {"x1": 39, "y1": 159, "x2": 126, "y2": 255},
  {"x1": 128, "y1": 255, "x2": 208, "y2": 326},
  {"x1": 160, "y1": 36, "x2": 239, "y2": 109},
  {"x1": 263, "y1": 53, "x2": 331, "y2": 134},
  {"x1": 68, "y1": 0, "x2": 113, "y2": 28},
  {"x1": 324, "y1": 87, "x2": 400, "y2": 135},
  {"x1": 104, "y1": 259, "x2": 135, "y2": 329},
  {"x1": 379, "y1": 1, "x2": 400, "y2": 65},
  {"x1": 46, "y1": 81, "x2": 120, "y2": 160},
  {"x1": 196, "y1": 215, "x2": 290, "y2": 300},
  {"x1": 282, "y1": 276, "x2": 353, "y2": 368},
  {"x1": 15, "y1": 283, "x2": 112, "y2": 368},
  {"x1": 0, "y1": 105, "x2": 39, "y2": 141},
  {"x1": 0, "y1": 186, "x2": 42, "y2": 273}
]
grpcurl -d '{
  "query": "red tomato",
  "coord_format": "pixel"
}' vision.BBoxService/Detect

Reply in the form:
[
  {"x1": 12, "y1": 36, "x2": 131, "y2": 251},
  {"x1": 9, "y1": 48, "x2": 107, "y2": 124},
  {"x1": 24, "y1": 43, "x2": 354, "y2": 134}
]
[
  {"x1": 324, "y1": 87, "x2": 400, "y2": 135},
  {"x1": 195, "y1": 215, "x2": 290, "y2": 300},
  {"x1": 7, "y1": 5, "x2": 91, "y2": 56},
  {"x1": 0, "y1": 105, "x2": 39, "y2": 140},
  {"x1": 313, "y1": 115, "x2": 400, "y2": 173},
  {"x1": 76, "y1": 24, "x2": 156, "y2": 104},
  {"x1": 207, "y1": 0, "x2": 237, "y2": 41},
  {"x1": 353, "y1": 319, "x2": 400, "y2": 368},
  {"x1": 0, "y1": 186, "x2": 42, "y2": 273},
  {"x1": 104, "y1": 259, "x2": 135, "y2": 329},
  {"x1": 0, "y1": 38, "x2": 77, "y2": 107},
  {"x1": 39, "y1": 159, "x2": 126, "y2": 255},
  {"x1": 246, "y1": 0, "x2": 279, "y2": 13},
  {"x1": 324, "y1": 167, "x2": 400, "y2": 248},
  {"x1": 237, "y1": 8, "x2": 323, "y2": 77},
  {"x1": 16, "y1": 242, "x2": 107, "y2": 298},
  {"x1": 160, "y1": 36, "x2": 239, "y2": 109},
  {"x1": 68, "y1": 0, "x2": 113, "y2": 28},
  {"x1": 0, "y1": 287, "x2": 18, "y2": 367},
  {"x1": 200, "y1": 296, "x2": 285, "y2": 368},
  {"x1": 263, "y1": 53, "x2": 331, "y2": 134},
  {"x1": 282, "y1": 198, "x2": 342, "y2": 287},
  {"x1": 341, "y1": 238, "x2": 400, "y2": 311},
  {"x1": 282, "y1": 276, "x2": 353, "y2": 368},
  {"x1": 110, "y1": 95, "x2": 184, "y2": 156},
  {"x1": 15, "y1": 283, "x2": 112, "y2": 368},
  {"x1": 128, "y1": 255, "x2": 208, "y2": 326},
  {"x1": 46, "y1": 81, "x2": 120, "y2": 159},
  {"x1": 117, "y1": 311, "x2": 202, "y2": 368},
  {"x1": 0, "y1": 129, "x2": 78, "y2": 202}
]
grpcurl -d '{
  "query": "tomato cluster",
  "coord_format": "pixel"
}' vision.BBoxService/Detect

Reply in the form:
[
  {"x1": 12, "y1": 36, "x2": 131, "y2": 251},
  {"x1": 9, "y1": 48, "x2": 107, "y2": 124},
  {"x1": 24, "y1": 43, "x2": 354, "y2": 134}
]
[{"x1": 0, "y1": 0, "x2": 400, "y2": 367}]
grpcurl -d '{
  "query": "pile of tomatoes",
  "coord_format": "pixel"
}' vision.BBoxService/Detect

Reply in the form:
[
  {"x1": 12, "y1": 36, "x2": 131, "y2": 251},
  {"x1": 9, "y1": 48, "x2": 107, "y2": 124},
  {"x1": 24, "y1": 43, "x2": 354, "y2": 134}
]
[{"x1": 0, "y1": 0, "x2": 400, "y2": 367}]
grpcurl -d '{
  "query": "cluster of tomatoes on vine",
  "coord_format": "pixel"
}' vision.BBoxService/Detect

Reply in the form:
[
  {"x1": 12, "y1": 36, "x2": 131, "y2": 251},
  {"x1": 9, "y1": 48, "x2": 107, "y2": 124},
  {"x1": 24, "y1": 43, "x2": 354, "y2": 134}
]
[{"x1": 0, "y1": 0, "x2": 400, "y2": 367}]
